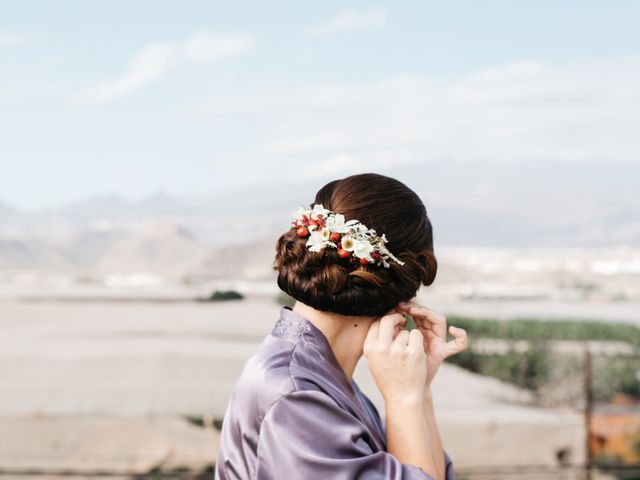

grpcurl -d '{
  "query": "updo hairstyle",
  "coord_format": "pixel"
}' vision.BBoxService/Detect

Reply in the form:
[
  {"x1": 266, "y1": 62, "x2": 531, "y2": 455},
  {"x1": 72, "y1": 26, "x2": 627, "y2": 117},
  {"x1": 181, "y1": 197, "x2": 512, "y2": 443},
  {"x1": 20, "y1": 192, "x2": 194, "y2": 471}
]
[{"x1": 273, "y1": 173, "x2": 437, "y2": 316}]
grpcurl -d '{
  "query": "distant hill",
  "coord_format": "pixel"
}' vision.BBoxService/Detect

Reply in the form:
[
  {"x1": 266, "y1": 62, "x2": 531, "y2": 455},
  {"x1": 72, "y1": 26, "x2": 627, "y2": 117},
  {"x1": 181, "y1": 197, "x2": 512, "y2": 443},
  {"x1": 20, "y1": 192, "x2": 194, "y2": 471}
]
[
  {"x1": 94, "y1": 221, "x2": 209, "y2": 276},
  {"x1": 0, "y1": 160, "x2": 638, "y2": 278}
]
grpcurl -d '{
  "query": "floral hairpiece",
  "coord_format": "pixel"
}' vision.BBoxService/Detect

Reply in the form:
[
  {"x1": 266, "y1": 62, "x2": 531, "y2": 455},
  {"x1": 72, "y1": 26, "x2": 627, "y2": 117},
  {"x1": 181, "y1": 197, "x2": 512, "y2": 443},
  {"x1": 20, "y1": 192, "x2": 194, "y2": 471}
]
[{"x1": 290, "y1": 203, "x2": 405, "y2": 268}]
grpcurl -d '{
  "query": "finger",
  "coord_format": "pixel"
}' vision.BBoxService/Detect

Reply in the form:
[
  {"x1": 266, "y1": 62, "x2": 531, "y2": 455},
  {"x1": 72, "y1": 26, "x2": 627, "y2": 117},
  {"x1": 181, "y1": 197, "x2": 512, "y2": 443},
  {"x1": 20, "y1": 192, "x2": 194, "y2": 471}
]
[
  {"x1": 408, "y1": 304, "x2": 443, "y2": 323},
  {"x1": 405, "y1": 315, "x2": 436, "y2": 337},
  {"x1": 395, "y1": 300, "x2": 417, "y2": 310},
  {"x1": 392, "y1": 329, "x2": 410, "y2": 346},
  {"x1": 365, "y1": 319, "x2": 380, "y2": 344},
  {"x1": 392, "y1": 315, "x2": 410, "y2": 338},
  {"x1": 408, "y1": 328, "x2": 424, "y2": 350},
  {"x1": 378, "y1": 313, "x2": 406, "y2": 346},
  {"x1": 444, "y1": 326, "x2": 469, "y2": 357},
  {"x1": 414, "y1": 318, "x2": 437, "y2": 333},
  {"x1": 393, "y1": 304, "x2": 421, "y2": 324},
  {"x1": 396, "y1": 301, "x2": 436, "y2": 316},
  {"x1": 401, "y1": 304, "x2": 446, "y2": 336},
  {"x1": 396, "y1": 300, "x2": 415, "y2": 309}
]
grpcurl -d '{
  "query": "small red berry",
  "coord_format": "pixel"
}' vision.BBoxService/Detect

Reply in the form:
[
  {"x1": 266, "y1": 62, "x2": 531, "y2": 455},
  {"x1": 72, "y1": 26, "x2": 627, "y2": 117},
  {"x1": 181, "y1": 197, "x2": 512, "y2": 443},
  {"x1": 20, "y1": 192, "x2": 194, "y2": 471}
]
[
  {"x1": 359, "y1": 258, "x2": 369, "y2": 265},
  {"x1": 330, "y1": 232, "x2": 341, "y2": 242},
  {"x1": 372, "y1": 251, "x2": 381, "y2": 260},
  {"x1": 296, "y1": 226, "x2": 309, "y2": 237},
  {"x1": 338, "y1": 248, "x2": 350, "y2": 258}
]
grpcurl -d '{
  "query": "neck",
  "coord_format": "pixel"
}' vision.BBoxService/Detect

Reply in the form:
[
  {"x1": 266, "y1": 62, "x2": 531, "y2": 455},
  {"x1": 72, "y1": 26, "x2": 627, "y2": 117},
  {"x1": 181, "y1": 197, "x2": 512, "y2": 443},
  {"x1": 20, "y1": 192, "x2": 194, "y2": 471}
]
[{"x1": 292, "y1": 300, "x2": 378, "y2": 382}]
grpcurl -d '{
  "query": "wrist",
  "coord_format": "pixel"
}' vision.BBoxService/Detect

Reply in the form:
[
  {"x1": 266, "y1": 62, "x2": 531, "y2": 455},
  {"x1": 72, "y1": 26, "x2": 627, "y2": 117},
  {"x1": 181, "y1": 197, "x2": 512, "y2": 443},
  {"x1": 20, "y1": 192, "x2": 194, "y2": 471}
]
[
  {"x1": 384, "y1": 392, "x2": 424, "y2": 409},
  {"x1": 423, "y1": 386, "x2": 433, "y2": 402},
  {"x1": 385, "y1": 395, "x2": 427, "y2": 428}
]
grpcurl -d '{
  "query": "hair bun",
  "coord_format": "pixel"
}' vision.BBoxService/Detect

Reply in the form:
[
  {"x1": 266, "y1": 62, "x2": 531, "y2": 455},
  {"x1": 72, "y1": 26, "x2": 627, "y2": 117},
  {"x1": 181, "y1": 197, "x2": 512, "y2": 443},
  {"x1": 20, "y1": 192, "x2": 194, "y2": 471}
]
[{"x1": 273, "y1": 173, "x2": 437, "y2": 317}]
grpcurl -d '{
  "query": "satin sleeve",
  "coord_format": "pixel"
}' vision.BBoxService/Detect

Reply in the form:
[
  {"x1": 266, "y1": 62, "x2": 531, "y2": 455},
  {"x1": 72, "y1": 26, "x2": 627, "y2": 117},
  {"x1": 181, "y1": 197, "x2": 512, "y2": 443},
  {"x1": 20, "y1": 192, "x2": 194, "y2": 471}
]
[{"x1": 255, "y1": 389, "x2": 455, "y2": 480}]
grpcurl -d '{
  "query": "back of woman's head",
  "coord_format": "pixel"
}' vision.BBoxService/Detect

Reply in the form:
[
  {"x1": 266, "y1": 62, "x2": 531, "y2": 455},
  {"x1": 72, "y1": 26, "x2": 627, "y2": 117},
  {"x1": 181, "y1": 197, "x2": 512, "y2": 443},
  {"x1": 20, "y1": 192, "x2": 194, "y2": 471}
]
[{"x1": 273, "y1": 173, "x2": 437, "y2": 317}]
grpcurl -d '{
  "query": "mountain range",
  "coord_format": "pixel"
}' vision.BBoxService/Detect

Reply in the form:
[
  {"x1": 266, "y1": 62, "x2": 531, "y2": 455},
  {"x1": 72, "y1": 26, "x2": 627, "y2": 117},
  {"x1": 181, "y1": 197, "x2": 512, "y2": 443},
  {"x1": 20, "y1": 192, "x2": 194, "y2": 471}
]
[{"x1": 0, "y1": 160, "x2": 638, "y2": 278}]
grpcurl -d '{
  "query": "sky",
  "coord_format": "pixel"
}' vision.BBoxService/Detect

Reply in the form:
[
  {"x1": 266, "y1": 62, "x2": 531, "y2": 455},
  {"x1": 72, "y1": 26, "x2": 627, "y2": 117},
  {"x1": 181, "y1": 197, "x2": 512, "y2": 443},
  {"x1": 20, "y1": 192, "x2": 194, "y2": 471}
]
[{"x1": 1, "y1": 1, "x2": 639, "y2": 210}]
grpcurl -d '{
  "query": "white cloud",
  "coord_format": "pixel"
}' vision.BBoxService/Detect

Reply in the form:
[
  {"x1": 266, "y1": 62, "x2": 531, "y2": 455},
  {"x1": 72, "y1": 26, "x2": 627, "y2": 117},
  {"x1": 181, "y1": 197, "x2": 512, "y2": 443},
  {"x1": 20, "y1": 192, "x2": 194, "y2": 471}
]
[
  {"x1": 196, "y1": 56, "x2": 640, "y2": 171},
  {"x1": 183, "y1": 32, "x2": 254, "y2": 65},
  {"x1": 305, "y1": 7, "x2": 387, "y2": 37},
  {"x1": 74, "y1": 43, "x2": 179, "y2": 104},
  {"x1": 74, "y1": 32, "x2": 254, "y2": 104}
]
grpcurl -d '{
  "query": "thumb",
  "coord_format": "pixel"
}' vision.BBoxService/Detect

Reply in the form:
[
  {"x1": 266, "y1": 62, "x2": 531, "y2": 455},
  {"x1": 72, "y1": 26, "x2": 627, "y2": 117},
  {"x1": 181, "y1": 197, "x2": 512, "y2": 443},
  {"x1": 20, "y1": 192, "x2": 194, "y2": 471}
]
[{"x1": 444, "y1": 325, "x2": 469, "y2": 357}]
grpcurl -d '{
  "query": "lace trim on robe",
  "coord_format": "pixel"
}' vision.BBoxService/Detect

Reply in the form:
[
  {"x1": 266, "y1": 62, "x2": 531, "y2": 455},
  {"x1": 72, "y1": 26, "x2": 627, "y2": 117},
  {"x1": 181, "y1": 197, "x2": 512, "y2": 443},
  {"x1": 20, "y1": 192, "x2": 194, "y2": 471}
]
[{"x1": 274, "y1": 315, "x2": 312, "y2": 347}]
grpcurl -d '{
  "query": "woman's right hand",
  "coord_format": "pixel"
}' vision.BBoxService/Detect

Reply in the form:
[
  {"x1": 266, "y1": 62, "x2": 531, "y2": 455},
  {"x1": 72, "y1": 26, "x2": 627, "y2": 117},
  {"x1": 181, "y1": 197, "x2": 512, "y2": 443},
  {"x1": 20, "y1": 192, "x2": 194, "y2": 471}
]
[{"x1": 363, "y1": 312, "x2": 427, "y2": 405}]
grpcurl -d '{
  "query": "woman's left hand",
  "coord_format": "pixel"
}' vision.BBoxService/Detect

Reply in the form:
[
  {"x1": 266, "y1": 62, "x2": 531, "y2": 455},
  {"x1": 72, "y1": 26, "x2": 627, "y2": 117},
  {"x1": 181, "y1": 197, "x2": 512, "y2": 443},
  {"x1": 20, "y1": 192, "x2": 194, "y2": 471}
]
[{"x1": 393, "y1": 301, "x2": 469, "y2": 388}]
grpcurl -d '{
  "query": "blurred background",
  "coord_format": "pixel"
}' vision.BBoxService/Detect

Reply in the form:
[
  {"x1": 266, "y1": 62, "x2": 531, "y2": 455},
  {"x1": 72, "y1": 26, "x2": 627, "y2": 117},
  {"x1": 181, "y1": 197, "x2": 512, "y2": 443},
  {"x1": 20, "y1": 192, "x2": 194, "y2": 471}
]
[{"x1": 1, "y1": 1, "x2": 639, "y2": 479}]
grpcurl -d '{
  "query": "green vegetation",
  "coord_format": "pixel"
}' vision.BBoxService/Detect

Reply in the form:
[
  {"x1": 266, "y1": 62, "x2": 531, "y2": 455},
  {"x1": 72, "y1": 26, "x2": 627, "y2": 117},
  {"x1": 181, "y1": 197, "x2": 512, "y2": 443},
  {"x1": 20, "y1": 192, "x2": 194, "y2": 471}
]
[
  {"x1": 445, "y1": 316, "x2": 640, "y2": 402},
  {"x1": 198, "y1": 290, "x2": 244, "y2": 302},
  {"x1": 184, "y1": 415, "x2": 206, "y2": 428},
  {"x1": 213, "y1": 418, "x2": 224, "y2": 431},
  {"x1": 592, "y1": 353, "x2": 640, "y2": 400},
  {"x1": 133, "y1": 465, "x2": 214, "y2": 479},
  {"x1": 448, "y1": 339, "x2": 553, "y2": 390},
  {"x1": 447, "y1": 315, "x2": 640, "y2": 348},
  {"x1": 275, "y1": 291, "x2": 296, "y2": 308}
]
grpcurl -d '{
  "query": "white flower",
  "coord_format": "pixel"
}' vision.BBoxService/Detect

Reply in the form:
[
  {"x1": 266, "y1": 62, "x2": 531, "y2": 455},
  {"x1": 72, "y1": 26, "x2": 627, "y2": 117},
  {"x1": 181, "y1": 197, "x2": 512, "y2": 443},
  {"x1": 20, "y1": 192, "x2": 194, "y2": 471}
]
[
  {"x1": 292, "y1": 205, "x2": 310, "y2": 222},
  {"x1": 311, "y1": 203, "x2": 330, "y2": 220},
  {"x1": 341, "y1": 235, "x2": 355, "y2": 251},
  {"x1": 347, "y1": 223, "x2": 371, "y2": 237},
  {"x1": 307, "y1": 228, "x2": 336, "y2": 252},
  {"x1": 306, "y1": 230, "x2": 325, "y2": 251},
  {"x1": 292, "y1": 203, "x2": 404, "y2": 267},
  {"x1": 352, "y1": 239, "x2": 374, "y2": 260},
  {"x1": 325, "y1": 213, "x2": 344, "y2": 231},
  {"x1": 344, "y1": 225, "x2": 361, "y2": 237}
]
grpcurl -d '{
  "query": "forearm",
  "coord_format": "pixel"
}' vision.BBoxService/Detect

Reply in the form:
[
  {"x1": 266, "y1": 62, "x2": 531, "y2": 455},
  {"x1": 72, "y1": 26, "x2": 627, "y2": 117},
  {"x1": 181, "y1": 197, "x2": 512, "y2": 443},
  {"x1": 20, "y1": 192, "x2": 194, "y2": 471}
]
[
  {"x1": 385, "y1": 396, "x2": 438, "y2": 477},
  {"x1": 424, "y1": 387, "x2": 446, "y2": 480}
]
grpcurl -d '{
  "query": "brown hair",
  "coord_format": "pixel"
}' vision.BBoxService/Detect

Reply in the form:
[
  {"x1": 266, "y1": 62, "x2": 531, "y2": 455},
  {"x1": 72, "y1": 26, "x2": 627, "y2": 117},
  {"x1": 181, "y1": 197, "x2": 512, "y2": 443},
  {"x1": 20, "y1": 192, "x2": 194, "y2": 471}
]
[{"x1": 273, "y1": 173, "x2": 437, "y2": 317}]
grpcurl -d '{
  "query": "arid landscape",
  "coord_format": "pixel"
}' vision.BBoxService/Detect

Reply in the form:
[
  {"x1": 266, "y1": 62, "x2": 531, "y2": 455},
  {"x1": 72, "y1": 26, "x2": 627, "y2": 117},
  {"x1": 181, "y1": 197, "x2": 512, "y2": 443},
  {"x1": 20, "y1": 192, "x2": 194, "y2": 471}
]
[{"x1": 1, "y1": 233, "x2": 638, "y2": 477}]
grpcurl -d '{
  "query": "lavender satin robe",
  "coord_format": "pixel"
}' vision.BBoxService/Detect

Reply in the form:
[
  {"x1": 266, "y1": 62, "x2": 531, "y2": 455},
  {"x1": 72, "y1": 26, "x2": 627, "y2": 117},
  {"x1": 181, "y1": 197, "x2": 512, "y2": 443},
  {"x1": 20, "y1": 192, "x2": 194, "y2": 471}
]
[{"x1": 214, "y1": 305, "x2": 456, "y2": 480}]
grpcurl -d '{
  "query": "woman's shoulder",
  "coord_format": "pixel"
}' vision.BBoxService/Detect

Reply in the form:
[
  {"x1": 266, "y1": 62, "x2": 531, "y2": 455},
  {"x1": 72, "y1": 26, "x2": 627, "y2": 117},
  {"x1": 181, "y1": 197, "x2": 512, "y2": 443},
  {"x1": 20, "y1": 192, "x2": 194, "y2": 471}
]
[
  {"x1": 216, "y1": 335, "x2": 305, "y2": 479},
  {"x1": 225, "y1": 335, "x2": 322, "y2": 424}
]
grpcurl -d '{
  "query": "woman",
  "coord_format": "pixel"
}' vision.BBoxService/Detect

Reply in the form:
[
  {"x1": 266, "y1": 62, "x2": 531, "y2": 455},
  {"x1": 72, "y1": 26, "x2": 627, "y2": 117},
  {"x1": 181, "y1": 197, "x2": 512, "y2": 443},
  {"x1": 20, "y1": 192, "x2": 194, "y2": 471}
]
[{"x1": 214, "y1": 173, "x2": 469, "y2": 479}]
